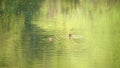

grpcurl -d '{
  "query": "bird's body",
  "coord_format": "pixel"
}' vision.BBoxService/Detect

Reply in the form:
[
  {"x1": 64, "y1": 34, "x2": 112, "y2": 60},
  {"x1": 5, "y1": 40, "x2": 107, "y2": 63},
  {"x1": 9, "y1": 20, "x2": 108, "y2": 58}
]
[{"x1": 49, "y1": 37, "x2": 54, "y2": 42}]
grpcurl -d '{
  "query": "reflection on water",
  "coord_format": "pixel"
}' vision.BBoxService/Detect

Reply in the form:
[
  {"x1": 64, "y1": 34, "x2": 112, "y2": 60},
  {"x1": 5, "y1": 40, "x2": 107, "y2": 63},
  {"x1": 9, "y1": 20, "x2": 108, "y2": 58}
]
[
  {"x1": 21, "y1": 22, "x2": 86, "y2": 68},
  {"x1": 0, "y1": 0, "x2": 120, "y2": 68}
]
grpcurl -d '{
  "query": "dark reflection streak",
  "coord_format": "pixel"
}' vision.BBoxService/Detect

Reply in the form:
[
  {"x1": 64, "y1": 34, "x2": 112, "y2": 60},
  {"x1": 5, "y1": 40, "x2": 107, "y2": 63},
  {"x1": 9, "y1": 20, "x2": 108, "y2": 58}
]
[{"x1": 17, "y1": 0, "x2": 56, "y2": 67}]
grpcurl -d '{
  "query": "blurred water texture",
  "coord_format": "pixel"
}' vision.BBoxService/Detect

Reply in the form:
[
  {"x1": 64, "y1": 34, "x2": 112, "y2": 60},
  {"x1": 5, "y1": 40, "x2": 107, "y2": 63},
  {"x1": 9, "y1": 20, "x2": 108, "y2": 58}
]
[{"x1": 0, "y1": 0, "x2": 120, "y2": 68}]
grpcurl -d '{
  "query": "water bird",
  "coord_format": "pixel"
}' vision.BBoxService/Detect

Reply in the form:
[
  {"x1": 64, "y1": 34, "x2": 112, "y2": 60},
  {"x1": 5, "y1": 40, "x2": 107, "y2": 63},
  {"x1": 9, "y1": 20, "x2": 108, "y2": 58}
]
[
  {"x1": 69, "y1": 34, "x2": 84, "y2": 39},
  {"x1": 69, "y1": 33, "x2": 72, "y2": 39},
  {"x1": 69, "y1": 33, "x2": 76, "y2": 39},
  {"x1": 49, "y1": 37, "x2": 54, "y2": 42}
]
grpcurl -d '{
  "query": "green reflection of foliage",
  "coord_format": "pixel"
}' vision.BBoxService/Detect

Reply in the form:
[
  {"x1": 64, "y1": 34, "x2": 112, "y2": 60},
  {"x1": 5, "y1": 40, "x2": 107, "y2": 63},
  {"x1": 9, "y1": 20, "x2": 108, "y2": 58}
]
[{"x1": 0, "y1": 0, "x2": 120, "y2": 68}]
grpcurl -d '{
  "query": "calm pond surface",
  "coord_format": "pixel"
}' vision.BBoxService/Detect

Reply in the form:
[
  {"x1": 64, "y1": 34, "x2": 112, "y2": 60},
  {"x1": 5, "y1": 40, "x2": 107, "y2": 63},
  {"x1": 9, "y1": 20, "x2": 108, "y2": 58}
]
[{"x1": 0, "y1": 0, "x2": 120, "y2": 68}]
